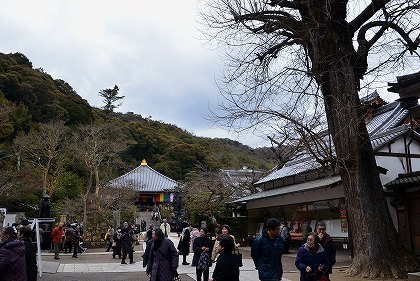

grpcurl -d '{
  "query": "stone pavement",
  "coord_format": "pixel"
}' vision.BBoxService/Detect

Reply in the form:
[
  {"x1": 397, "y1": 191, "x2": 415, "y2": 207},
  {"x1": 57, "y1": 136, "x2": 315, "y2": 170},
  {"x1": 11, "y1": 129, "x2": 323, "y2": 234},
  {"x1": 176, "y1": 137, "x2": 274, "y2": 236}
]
[{"x1": 36, "y1": 233, "x2": 353, "y2": 281}]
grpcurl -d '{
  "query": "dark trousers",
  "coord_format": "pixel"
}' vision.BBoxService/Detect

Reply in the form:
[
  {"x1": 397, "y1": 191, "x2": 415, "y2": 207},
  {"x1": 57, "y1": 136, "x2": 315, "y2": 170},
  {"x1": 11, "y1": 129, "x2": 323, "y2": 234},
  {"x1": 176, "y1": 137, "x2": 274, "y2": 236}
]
[
  {"x1": 64, "y1": 241, "x2": 72, "y2": 253},
  {"x1": 106, "y1": 241, "x2": 113, "y2": 252},
  {"x1": 196, "y1": 268, "x2": 209, "y2": 281},
  {"x1": 182, "y1": 254, "x2": 188, "y2": 263},
  {"x1": 72, "y1": 243, "x2": 78, "y2": 257},
  {"x1": 122, "y1": 249, "x2": 133, "y2": 263}
]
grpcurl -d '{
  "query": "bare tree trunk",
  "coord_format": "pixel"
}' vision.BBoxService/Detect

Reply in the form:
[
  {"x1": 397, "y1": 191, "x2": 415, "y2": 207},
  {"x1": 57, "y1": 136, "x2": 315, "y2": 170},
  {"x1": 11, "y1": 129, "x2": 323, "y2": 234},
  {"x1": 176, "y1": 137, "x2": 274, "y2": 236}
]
[
  {"x1": 321, "y1": 64, "x2": 420, "y2": 278},
  {"x1": 83, "y1": 171, "x2": 93, "y2": 240},
  {"x1": 94, "y1": 167, "x2": 100, "y2": 211}
]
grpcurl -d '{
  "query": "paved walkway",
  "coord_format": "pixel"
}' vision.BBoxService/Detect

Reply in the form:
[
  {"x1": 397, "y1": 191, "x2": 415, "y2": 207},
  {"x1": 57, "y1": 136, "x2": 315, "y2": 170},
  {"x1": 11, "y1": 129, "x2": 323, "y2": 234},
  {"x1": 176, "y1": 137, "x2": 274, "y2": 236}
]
[{"x1": 36, "y1": 233, "x2": 353, "y2": 281}]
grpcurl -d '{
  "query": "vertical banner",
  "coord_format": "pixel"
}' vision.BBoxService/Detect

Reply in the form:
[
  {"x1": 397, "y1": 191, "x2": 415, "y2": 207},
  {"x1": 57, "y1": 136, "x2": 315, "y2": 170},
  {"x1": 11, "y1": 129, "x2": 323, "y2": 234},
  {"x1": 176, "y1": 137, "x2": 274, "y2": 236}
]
[{"x1": 340, "y1": 209, "x2": 348, "y2": 233}]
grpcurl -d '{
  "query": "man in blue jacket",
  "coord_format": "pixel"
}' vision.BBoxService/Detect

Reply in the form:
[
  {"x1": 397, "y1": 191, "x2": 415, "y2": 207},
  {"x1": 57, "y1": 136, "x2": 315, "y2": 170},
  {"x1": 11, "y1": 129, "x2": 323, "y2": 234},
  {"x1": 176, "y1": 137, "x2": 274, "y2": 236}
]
[{"x1": 251, "y1": 218, "x2": 284, "y2": 281}]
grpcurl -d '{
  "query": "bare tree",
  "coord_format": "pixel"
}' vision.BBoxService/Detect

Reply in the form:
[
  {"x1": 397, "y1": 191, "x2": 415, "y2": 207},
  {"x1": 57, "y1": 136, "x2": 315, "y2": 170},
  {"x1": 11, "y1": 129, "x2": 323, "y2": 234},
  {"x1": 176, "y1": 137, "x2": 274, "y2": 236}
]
[
  {"x1": 13, "y1": 121, "x2": 67, "y2": 196},
  {"x1": 182, "y1": 171, "x2": 235, "y2": 222},
  {"x1": 200, "y1": 0, "x2": 420, "y2": 278},
  {"x1": 70, "y1": 123, "x2": 126, "y2": 232}
]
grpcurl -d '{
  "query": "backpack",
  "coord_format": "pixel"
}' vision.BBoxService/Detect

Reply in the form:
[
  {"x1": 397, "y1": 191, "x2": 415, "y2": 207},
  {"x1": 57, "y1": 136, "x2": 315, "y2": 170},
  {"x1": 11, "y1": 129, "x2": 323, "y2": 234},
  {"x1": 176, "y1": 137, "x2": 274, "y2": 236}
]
[{"x1": 197, "y1": 252, "x2": 210, "y2": 270}]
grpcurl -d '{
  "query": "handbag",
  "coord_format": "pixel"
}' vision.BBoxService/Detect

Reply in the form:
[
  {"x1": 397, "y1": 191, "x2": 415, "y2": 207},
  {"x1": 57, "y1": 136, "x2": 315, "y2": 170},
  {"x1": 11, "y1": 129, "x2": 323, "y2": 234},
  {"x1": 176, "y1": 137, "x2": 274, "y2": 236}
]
[
  {"x1": 197, "y1": 252, "x2": 210, "y2": 270},
  {"x1": 233, "y1": 248, "x2": 243, "y2": 267}
]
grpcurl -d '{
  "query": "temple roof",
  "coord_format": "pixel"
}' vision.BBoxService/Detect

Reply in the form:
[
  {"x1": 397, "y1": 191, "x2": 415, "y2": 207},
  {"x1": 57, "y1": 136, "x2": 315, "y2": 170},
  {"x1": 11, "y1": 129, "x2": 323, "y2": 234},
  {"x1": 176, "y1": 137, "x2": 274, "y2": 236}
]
[
  {"x1": 384, "y1": 171, "x2": 420, "y2": 189},
  {"x1": 255, "y1": 98, "x2": 412, "y2": 186},
  {"x1": 108, "y1": 159, "x2": 178, "y2": 192}
]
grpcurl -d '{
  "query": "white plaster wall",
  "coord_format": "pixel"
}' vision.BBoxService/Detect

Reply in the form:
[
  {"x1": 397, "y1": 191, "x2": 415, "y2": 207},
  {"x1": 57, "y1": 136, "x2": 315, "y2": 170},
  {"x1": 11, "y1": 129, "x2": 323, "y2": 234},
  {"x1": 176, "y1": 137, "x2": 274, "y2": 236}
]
[{"x1": 376, "y1": 136, "x2": 420, "y2": 184}]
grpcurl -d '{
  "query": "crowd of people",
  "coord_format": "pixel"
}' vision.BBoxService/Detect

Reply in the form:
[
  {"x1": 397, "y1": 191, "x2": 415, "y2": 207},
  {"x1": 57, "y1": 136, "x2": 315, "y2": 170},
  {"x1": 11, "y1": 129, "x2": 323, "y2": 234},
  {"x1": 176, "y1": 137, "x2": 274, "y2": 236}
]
[
  {"x1": 113, "y1": 217, "x2": 337, "y2": 281},
  {"x1": 0, "y1": 217, "x2": 337, "y2": 281},
  {"x1": 51, "y1": 221, "x2": 86, "y2": 260},
  {"x1": 250, "y1": 218, "x2": 336, "y2": 281}
]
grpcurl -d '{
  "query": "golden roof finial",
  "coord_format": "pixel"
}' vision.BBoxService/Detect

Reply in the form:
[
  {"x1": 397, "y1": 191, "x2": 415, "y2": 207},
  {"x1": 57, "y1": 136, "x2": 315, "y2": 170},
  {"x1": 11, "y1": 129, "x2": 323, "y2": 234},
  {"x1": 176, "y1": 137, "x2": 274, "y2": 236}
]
[{"x1": 141, "y1": 159, "x2": 147, "y2": 166}]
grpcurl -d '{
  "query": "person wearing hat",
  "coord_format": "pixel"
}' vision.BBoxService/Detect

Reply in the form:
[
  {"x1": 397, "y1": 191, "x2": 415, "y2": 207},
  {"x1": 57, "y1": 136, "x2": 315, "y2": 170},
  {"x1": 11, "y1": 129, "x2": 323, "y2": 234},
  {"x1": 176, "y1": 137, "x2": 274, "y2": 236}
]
[{"x1": 0, "y1": 226, "x2": 27, "y2": 281}]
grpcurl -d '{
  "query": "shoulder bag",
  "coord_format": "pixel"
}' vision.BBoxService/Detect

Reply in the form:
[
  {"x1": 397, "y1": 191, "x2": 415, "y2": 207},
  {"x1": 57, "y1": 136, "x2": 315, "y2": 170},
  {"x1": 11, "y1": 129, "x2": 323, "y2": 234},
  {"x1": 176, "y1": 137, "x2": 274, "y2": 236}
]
[{"x1": 233, "y1": 248, "x2": 243, "y2": 267}]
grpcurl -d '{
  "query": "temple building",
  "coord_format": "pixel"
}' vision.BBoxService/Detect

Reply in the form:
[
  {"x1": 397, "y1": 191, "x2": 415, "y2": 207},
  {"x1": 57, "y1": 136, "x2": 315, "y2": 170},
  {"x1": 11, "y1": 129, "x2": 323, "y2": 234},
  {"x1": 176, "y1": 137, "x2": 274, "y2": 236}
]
[
  {"x1": 232, "y1": 72, "x2": 420, "y2": 255},
  {"x1": 108, "y1": 159, "x2": 178, "y2": 209}
]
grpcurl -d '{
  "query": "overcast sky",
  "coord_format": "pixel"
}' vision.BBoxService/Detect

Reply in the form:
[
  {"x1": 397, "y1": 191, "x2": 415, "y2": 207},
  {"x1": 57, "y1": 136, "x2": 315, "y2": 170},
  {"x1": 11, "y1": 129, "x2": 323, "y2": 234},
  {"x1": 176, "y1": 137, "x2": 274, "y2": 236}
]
[{"x1": 0, "y1": 1, "x2": 406, "y2": 148}]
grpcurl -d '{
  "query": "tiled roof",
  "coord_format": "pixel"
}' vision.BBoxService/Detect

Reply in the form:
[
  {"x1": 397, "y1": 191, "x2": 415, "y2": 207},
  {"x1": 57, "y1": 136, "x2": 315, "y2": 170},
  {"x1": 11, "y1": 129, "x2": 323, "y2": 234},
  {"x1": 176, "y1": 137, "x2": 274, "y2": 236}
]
[
  {"x1": 371, "y1": 125, "x2": 410, "y2": 150},
  {"x1": 234, "y1": 176, "x2": 341, "y2": 203},
  {"x1": 255, "y1": 157, "x2": 321, "y2": 184},
  {"x1": 366, "y1": 102, "x2": 408, "y2": 135},
  {"x1": 385, "y1": 171, "x2": 420, "y2": 189},
  {"x1": 255, "y1": 99, "x2": 411, "y2": 186},
  {"x1": 109, "y1": 161, "x2": 178, "y2": 192}
]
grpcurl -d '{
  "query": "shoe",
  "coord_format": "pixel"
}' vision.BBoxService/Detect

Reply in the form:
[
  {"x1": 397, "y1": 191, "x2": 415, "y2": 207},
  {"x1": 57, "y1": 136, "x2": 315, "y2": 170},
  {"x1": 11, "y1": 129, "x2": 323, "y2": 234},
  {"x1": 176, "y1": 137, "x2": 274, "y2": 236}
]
[
  {"x1": 182, "y1": 262, "x2": 190, "y2": 265},
  {"x1": 106, "y1": 250, "x2": 110, "y2": 252},
  {"x1": 130, "y1": 261, "x2": 136, "y2": 264},
  {"x1": 54, "y1": 257, "x2": 60, "y2": 260},
  {"x1": 72, "y1": 255, "x2": 78, "y2": 258},
  {"x1": 113, "y1": 255, "x2": 116, "y2": 259},
  {"x1": 121, "y1": 262, "x2": 127, "y2": 264}
]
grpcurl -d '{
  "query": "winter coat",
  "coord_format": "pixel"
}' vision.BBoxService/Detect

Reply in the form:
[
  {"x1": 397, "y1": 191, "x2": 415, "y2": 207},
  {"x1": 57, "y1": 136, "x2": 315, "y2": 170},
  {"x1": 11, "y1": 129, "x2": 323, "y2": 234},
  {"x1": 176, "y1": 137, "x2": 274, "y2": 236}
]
[
  {"x1": 251, "y1": 230, "x2": 284, "y2": 281},
  {"x1": 72, "y1": 228, "x2": 81, "y2": 245},
  {"x1": 65, "y1": 227, "x2": 74, "y2": 242},
  {"x1": 160, "y1": 223, "x2": 170, "y2": 237},
  {"x1": 142, "y1": 239, "x2": 153, "y2": 268},
  {"x1": 319, "y1": 233, "x2": 336, "y2": 273},
  {"x1": 146, "y1": 238, "x2": 179, "y2": 281},
  {"x1": 295, "y1": 244, "x2": 331, "y2": 281},
  {"x1": 211, "y1": 251, "x2": 240, "y2": 281},
  {"x1": 192, "y1": 236, "x2": 213, "y2": 268},
  {"x1": 22, "y1": 237, "x2": 37, "y2": 281},
  {"x1": 189, "y1": 228, "x2": 199, "y2": 253},
  {"x1": 177, "y1": 228, "x2": 190, "y2": 255},
  {"x1": 301, "y1": 222, "x2": 312, "y2": 240},
  {"x1": 106, "y1": 227, "x2": 115, "y2": 243},
  {"x1": 0, "y1": 239, "x2": 27, "y2": 281},
  {"x1": 121, "y1": 228, "x2": 134, "y2": 252},
  {"x1": 51, "y1": 226, "x2": 64, "y2": 244}
]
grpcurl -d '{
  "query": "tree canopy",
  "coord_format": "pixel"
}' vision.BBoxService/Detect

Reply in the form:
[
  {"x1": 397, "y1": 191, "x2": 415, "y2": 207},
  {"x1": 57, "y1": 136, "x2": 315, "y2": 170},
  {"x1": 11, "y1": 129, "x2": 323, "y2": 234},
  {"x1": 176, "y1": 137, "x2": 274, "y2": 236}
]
[{"x1": 199, "y1": 0, "x2": 420, "y2": 278}]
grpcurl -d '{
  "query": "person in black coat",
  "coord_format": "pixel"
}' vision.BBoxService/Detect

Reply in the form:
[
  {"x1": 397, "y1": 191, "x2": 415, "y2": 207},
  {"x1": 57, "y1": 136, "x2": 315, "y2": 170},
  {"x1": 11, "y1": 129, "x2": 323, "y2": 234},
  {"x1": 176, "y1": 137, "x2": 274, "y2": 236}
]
[
  {"x1": 121, "y1": 222, "x2": 135, "y2": 264},
  {"x1": 0, "y1": 226, "x2": 27, "y2": 281},
  {"x1": 316, "y1": 221, "x2": 336, "y2": 280},
  {"x1": 178, "y1": 223, "x2": 192, "y2": 265},
  {"x1": 146, "y1": 228, "x2": 179, "y2": 281},
  {"x1": 146, "y1": 224, "x2": 154, "y2": 242},
  {"x1": 112, "y1": 227, "x2": 122, "y2": 259},
  {"x1": 19, "y1": 226, "x2": 37, "y2": 281},
  {"x1": 211, "y1": 235, "x2": 240, "y2": 281},
  {"x1": 192, "y1": 227, "x2": 213, "y2": 281}
]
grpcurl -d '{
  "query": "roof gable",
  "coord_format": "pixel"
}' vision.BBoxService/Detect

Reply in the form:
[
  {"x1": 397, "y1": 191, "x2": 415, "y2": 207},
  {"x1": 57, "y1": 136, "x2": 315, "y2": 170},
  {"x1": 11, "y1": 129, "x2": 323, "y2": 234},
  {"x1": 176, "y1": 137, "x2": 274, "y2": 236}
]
[{"x1": 256, "y1": 97, "x2": 414, "y2": 186}]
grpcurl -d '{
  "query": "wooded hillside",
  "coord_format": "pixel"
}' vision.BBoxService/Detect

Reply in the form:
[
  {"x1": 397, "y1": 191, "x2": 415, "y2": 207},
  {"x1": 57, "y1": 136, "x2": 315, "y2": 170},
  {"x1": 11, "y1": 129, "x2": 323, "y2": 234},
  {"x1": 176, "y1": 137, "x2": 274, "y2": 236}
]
[{"x1": 0, "y1": 52, "x2": 276, "y2": 215}]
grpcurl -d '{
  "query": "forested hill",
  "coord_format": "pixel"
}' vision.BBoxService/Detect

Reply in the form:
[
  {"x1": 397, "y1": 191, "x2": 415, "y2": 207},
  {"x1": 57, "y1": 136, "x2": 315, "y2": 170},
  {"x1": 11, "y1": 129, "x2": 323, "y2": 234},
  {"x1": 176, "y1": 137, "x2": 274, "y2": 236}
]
[{"x1": 0, "y1": 52, "x2": 277, "y2": 185}]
